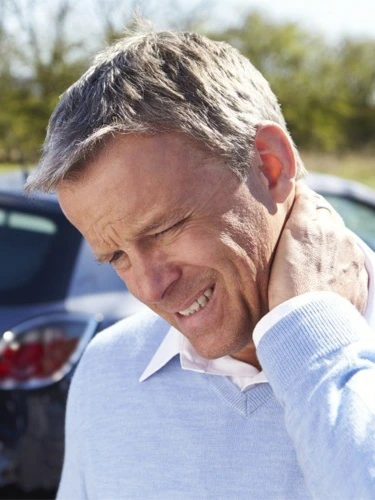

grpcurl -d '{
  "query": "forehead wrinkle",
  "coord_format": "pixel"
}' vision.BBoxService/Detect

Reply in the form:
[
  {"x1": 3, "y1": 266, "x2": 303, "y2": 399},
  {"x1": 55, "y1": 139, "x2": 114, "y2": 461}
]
[{"x1": 89, "y1": 216, "x2": 123, "y2": 259}]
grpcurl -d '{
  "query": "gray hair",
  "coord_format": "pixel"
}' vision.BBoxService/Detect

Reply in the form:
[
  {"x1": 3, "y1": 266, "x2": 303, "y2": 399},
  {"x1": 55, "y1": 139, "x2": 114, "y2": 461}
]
[{"x1": 26, "y1": 28, "x2": 306, "y2": 193}]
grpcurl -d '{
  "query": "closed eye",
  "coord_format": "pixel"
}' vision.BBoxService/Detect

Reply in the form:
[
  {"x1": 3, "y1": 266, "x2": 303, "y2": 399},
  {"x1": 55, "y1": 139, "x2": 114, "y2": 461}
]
[
  {"x1": 154, "y1": 218, "x2": 187, "y2": 238},
  {"x1": 110, "y1": 250, "x2": 125, "y2": 264}
]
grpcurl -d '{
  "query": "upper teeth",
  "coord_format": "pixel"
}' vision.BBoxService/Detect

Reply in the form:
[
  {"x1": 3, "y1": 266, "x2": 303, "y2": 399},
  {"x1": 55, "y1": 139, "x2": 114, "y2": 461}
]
[{"x1": 179, "y1": 287, "x2": 213, "y2": 316}]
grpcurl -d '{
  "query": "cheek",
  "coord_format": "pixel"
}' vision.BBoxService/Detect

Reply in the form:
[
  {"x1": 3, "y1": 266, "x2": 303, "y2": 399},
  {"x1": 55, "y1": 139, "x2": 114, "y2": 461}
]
[
  {"x1": 111, "y1": 263, "x2": 138, "y2": 295},
  {"x1": 114, "y1": 268, "x2": 132, "y2": 290},
  {"x1": 170, "y1": 228, "x2": 246, "y2": 271},
  {"x1": 172, "y1": 229, "x2": 224, "y2": 263},
  {"x1": 112, "y1": 225, "x2": 258, "y2": 291}
]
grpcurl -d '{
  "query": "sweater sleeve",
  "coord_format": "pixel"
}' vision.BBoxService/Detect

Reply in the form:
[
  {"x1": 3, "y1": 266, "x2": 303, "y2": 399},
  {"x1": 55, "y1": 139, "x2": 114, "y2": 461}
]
[
  {"x1": 56, "y1": 363, "x2": 88, "y2": 500},
  {"x1": 254, "y1": 292, "x2": 375, "y2": 499}
]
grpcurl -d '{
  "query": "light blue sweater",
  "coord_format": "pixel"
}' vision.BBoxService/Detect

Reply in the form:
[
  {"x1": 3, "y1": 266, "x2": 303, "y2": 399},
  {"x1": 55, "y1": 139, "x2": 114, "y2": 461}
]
[{"x1": 58, "y1": 293, "x2": 375, "y2": 499}]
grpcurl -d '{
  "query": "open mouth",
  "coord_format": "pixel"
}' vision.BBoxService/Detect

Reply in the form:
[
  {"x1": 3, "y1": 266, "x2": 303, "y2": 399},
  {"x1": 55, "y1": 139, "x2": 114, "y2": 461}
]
[{"x1": 178, "y1": 286, "x2": 214, "y2": 317}]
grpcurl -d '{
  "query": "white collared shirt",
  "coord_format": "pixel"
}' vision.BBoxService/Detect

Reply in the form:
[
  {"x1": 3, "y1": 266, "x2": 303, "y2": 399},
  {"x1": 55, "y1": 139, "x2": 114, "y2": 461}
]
[
  {"x1": 140, "y1": 327, "x2": 268, "y2": 391},
  {"x1": 140, "y1": 235, "x2": 375, "y2": 392}
]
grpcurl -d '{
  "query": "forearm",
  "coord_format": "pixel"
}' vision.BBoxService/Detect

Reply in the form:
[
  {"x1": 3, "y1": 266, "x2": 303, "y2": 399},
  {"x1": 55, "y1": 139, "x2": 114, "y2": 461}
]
[{"x1": 255, "y1": 292, "x2": 375, "y2": 499}]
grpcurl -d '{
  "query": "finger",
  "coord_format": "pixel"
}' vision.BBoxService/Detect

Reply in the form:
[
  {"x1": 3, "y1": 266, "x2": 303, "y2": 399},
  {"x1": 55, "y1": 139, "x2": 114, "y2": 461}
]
[{"x1": 293, "y1": 182, "x2": 344, "y2": 225}]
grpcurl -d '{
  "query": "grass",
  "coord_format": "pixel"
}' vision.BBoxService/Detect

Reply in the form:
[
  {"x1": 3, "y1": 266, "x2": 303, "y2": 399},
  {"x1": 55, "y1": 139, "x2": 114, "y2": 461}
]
[
  {"x1": 0, "y1": 163, "x2": 34, "y2": 179},
  {"x1": 301, "y1": 151, "x2": 375, "y2": 189},
  {"x1": 0, "y1": 163, "x2": 17, "y2": 172}
]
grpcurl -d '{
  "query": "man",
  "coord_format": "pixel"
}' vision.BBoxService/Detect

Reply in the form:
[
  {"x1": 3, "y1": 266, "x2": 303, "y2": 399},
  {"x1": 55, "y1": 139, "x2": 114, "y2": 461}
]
[{"x1": 26, "y1": 28, "x2": 375, "y2": 499}]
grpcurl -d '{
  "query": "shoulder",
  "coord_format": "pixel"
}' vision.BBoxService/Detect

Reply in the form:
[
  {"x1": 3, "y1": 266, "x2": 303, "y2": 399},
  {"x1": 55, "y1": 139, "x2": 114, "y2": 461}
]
[
  {"x1": 74, "y1": 308, "x2": 171, "y2": 384},
  {"x1": 91, "y1": 307, "x2": 169, "y2": 352}
]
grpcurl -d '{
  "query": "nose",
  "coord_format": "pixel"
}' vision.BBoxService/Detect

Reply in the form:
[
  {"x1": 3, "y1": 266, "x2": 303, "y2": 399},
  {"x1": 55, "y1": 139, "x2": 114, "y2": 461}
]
[{"x1": 122, "y1": 249, "x2": 181, "y2": 305}]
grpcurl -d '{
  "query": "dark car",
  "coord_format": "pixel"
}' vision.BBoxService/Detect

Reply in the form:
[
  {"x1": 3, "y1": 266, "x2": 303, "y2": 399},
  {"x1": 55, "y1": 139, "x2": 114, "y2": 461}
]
[
  {"x1": 0, "y1": 171, "x2": 146, "y2": 498},
  {"x1": 0, "y1": 170, "x2": 374, "y2": 498}
]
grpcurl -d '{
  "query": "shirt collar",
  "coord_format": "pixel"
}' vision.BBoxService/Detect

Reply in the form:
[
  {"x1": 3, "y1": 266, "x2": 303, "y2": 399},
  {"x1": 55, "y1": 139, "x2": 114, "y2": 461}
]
[
  {"x1": 139, "y1": 328, "x2": 180, "y2": 383},
  {"x1": 139, "y1": 326, "x2": 267, "y2": 390}
]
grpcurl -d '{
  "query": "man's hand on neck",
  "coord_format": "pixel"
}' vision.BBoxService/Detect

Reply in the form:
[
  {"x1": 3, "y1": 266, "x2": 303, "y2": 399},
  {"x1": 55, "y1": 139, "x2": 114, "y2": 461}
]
[{"x1": 268, "y1": 182, "x2": 369, "y2": 314}]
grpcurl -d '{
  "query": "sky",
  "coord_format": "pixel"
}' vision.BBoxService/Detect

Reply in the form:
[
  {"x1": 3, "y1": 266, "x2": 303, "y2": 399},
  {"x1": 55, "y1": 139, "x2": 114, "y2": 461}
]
[
  {"x1": 212, "y1": 0, "x2": 375, "y2": 41},
  {"x1": 66, "y1": 0, "x2": 375, "y2": 44}
]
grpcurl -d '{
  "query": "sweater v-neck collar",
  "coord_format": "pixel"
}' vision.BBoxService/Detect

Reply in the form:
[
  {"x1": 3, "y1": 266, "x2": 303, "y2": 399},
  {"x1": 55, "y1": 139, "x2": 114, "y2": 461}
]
[
  {"x1": 140, "y1": 333, "x2": 275, "y2": 416},
  {"x1": 204, "y1": 372, "x2": 275, "y2": 417}
]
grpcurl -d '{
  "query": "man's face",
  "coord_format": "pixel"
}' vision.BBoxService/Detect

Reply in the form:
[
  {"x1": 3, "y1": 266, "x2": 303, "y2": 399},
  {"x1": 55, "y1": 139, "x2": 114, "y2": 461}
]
[{"x1": 58, "y1": 133, "x2": 285, "y2": 363}]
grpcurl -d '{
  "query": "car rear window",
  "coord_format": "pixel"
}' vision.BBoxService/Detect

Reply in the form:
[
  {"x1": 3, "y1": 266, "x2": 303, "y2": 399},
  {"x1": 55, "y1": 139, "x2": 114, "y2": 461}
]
[{"x1": 0, "y1": 194, "x2": 82, "y2": 305}]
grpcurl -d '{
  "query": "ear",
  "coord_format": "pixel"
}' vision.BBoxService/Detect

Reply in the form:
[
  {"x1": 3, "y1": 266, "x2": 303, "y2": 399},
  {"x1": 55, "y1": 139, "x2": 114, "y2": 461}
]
[{"x1": 254, "y1": 122, "x2": 296, "y2": 203}]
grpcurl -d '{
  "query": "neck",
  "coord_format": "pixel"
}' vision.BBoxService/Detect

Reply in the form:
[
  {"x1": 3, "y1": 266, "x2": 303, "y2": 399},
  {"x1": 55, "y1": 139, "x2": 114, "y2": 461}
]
[{"x1": 231, "y1": 343, "x2": 262, "y2": 370}]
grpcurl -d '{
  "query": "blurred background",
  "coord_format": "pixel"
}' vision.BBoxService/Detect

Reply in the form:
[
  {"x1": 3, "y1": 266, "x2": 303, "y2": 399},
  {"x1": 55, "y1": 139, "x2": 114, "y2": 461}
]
[
  {"x1": 0, "y1": 0, "x2": 375, "y2": 187},
  {"x1": 0, "y1": 0, "x2": 374, "y2": 186}
]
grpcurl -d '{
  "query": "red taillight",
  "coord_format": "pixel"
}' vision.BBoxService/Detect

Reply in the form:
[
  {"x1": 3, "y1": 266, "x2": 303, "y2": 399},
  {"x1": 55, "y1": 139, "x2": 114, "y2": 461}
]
[
  {"x1": 0, "y1": 338, "x2": 78, "y2": 381},
  {"x1": 0, "y1": 313, "x2": 99, "y2": 389}
]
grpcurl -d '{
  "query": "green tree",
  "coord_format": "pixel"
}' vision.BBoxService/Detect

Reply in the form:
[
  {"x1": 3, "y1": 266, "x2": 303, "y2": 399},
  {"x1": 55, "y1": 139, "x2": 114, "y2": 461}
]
[
  {"x1": 338, "y1": 39, "x2": 375, "y2": 148},
  {"x1": 208, "y1": 11, "x2": 375, "y2": 153},
  {"x1": 0, "y1": 0, "x2": 213, "y2": 165},
  {"x1": 0, "y1": 0, "x2": 87, "y2": 164}
]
